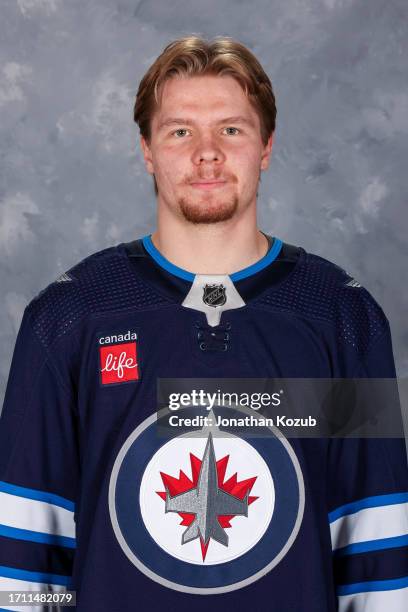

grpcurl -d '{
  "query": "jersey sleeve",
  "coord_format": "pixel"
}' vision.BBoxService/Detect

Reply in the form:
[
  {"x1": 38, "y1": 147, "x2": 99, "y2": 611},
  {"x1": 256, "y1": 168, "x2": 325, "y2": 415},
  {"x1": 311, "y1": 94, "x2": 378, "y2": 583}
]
[
  {"x1": 328, "y1": 324, "x2": 408, "y2": 611},
  {"x1": 0, "y1": 306, "x2": 79, "y2": 611}
]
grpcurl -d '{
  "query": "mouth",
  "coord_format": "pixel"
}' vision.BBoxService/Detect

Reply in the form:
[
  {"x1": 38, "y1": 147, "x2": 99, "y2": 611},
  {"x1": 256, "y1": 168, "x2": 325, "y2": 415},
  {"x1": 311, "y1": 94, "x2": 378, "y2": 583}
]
[{"x1": 189, "y1": 180, "x2": 227, "y2": 190}]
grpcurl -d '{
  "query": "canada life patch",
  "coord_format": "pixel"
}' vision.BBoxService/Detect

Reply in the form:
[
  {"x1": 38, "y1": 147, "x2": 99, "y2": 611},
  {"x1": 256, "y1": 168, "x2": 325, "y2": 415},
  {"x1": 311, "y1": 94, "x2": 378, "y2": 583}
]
[
  {"x1": 109, "y1": 408, "x2": 305, "y2": 594},
  {"x1": 98, "y1": 330, "x2": 139, "y2": 384}
]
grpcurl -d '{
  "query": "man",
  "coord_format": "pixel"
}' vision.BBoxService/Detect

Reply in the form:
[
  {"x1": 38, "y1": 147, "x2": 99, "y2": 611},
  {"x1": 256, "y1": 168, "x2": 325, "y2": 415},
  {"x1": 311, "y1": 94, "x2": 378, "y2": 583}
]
[{"x1": 0, "y1": 36, "x2": 407, "y2": 611}]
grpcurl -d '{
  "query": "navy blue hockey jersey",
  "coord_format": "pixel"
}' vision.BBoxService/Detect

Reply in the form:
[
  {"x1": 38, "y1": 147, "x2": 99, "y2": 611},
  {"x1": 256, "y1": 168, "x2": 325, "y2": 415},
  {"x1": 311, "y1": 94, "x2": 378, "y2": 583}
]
[{"x1": 0, "y1": 235, "x2": 407, "y2": 611}]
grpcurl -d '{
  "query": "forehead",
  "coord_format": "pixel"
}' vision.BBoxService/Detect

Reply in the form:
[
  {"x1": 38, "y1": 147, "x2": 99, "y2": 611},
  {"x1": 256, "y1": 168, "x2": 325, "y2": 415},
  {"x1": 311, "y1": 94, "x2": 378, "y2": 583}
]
[{"x1": 153, "y1": 74, "x2": 258, "y2": 124}]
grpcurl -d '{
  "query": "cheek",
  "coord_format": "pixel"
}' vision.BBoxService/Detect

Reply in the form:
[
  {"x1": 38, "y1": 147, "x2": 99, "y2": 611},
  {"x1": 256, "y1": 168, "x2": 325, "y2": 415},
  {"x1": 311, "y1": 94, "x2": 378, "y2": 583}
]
[
  {"x1": 230, "y1": 149, "x2": 262, "y2": 180},
  {"x1": 227, "y1": 138, "x2": 262, "y2": 164},
  {"x1": 153, "y1": 149, "x2": 184, "y2": 180}
]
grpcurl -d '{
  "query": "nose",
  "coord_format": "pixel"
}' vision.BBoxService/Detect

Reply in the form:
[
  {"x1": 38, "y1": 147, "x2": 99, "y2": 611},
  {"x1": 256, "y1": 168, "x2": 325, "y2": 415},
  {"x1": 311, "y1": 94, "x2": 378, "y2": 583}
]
[{"x1": 191, "y1": 133, "x2": 226, "y2": 166}]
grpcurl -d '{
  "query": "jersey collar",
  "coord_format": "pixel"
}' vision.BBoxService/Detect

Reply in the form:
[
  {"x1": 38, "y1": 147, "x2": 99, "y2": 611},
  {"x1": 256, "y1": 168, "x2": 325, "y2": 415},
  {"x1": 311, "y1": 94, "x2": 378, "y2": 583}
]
[{"x1": 141, "y1": 234, "x2": 283, "y2": 282}]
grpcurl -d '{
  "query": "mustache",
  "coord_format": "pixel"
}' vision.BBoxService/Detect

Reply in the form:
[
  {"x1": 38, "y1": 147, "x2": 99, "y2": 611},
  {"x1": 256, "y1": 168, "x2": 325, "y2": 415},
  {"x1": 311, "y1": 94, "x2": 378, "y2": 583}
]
[{"x1": 186, "y1": 172, "x2": 236, "y2": 183}]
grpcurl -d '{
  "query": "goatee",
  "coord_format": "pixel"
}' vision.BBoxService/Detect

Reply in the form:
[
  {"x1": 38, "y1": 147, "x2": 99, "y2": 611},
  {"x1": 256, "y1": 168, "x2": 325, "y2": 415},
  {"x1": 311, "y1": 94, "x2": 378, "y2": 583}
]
[{"x1": 178, "y1": 195, "x2": 239, "y2": 224}]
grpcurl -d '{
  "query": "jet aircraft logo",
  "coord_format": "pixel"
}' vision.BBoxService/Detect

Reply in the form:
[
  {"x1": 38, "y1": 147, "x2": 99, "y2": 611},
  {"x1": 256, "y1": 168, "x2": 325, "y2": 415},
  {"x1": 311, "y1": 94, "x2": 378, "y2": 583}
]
[{"x1": 157, "y1": 433, "x2": 257, "y2": 561}]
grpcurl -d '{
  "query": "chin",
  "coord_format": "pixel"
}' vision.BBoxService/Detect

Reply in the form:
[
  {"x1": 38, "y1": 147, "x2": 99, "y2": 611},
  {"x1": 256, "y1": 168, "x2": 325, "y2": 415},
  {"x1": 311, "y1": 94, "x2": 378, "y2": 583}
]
[{"x1": 178, "y1": 196, "x2": 239, "y2": 224}]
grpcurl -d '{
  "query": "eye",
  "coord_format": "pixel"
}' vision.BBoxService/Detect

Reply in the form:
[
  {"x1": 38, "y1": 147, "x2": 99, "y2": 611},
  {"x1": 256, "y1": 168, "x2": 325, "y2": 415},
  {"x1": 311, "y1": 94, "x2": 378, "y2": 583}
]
[
  {"x1": 223, "y1": 127, "x2": 240, "y2": 135},
  {"x1": 173, "y1": 128, "x2": 190, "y2": 138}
]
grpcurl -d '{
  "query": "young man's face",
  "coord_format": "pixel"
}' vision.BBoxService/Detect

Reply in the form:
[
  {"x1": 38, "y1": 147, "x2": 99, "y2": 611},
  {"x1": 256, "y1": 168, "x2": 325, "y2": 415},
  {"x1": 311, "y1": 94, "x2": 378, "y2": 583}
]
[{"x1": 140, "y1": 74, "x2": 273, "y2": 224}]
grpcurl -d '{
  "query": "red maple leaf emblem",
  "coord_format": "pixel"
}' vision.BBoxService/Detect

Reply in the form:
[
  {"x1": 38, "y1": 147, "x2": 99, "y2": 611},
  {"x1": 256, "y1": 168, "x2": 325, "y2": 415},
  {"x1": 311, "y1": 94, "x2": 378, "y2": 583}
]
[{"x1": 157, "y1": 452, "x2": 258, "y2": 561}]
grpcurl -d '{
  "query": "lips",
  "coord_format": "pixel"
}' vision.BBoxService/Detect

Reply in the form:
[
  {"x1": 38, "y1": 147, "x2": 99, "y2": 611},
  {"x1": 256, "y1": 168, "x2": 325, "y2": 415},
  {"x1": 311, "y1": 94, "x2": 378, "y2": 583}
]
[
  {"x1": 189, "y1": 180, "x2": 227, "y2": 189},
  {"x1": 191, "y1": 180, "x2": 226, "y2": 184}
]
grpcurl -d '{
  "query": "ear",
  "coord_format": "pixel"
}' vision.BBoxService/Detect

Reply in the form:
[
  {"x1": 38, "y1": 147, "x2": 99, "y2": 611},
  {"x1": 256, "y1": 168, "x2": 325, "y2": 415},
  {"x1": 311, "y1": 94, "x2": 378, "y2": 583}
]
[
  {"x1": 260, "y1": 132, "x2": 274, "y2": 171},
  {"x1": 140, "y1": 135, "x2": 154, "y2": 175}
]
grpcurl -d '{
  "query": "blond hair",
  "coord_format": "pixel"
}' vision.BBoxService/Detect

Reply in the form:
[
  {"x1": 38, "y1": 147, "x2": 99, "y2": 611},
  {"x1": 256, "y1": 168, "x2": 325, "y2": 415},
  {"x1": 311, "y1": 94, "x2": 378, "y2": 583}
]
[{"x1": 134, "y1": 35, "x2": 277, "y2": 194}]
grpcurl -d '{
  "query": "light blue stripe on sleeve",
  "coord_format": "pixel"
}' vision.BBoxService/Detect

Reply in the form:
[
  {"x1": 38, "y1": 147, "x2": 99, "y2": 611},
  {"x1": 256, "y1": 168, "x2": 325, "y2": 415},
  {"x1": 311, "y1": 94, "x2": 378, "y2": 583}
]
[
  {"x1": 0, "y1": 524, "x2": 76, "y2": 548},
  {"x1": 0, "y1": 565, "x2": 72, "y2": 587},
  {"x1": 334, "y1": 534, "x2": 408, "y2": 556},
  {"x1": 337, "y1": 576, "x2": 408, "y2": 596},
  {"x1": 0, "y1": 481, "x2": 75, "y2": 512},
  {"x1": 329, "y1": 492, "x2": 408, "y2": 523}
]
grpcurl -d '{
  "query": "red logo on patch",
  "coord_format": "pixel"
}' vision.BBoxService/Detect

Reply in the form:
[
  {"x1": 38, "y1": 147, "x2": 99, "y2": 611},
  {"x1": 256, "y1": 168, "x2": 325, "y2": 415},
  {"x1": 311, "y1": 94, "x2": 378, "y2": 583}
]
[{"x1": 99, "y1": 342, "x2": 139, "y2": 385}]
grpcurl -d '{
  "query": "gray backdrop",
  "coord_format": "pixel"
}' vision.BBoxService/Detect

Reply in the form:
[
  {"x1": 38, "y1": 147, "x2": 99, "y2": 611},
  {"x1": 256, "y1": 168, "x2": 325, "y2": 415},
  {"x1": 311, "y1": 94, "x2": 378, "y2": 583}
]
[{"x1": 1, "y1": 0, "x2": 407, "y2": 404}]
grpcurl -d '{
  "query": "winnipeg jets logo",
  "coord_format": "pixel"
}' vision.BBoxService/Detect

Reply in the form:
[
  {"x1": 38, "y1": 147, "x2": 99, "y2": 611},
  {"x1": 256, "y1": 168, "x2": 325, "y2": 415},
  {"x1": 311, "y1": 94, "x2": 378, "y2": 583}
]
[
  {"x1": 109, "y1": 409, "x2": 305, "y2": 594},
  {"x1": 157, "y1": 433, "x2": 256, "y2": 561},
  {"x1": 202, "y1": 284, "x2": 227, "y2": 307}
]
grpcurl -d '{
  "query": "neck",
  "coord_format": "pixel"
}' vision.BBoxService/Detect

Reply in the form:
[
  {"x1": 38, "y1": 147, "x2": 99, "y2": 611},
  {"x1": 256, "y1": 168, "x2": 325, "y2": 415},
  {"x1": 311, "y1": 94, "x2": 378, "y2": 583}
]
[{"x1": 151, "y1": 201, "x2": 268, "y2": 276}]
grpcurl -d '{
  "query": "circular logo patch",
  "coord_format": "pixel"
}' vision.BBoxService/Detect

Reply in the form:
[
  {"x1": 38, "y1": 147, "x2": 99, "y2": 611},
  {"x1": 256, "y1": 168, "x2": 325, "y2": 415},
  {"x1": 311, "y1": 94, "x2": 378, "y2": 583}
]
[{"x1": 109, "y1": 409, "x2": 304, "y2": 594}]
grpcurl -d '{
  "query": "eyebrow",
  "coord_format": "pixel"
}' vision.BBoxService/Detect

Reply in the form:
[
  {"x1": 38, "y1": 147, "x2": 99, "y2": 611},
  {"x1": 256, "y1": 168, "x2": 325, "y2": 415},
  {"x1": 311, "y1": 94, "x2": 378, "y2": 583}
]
[{"x1": 157, "y1": 115, "x2": 256, "y2": 130}]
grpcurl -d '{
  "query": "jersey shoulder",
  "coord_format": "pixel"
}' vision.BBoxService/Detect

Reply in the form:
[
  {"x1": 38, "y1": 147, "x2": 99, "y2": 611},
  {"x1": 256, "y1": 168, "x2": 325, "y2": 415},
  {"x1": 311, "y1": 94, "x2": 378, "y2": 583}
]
[
  {"x1": 256, "y1": 245, "x2": 389, "y2": 358},
  {"x1": 26, "y1": 243, "x2": 172, "y2": 350}
]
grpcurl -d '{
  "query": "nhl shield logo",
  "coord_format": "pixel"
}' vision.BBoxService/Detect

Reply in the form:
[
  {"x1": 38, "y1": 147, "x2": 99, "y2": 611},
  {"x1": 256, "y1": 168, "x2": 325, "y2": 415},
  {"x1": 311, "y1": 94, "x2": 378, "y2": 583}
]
[
  {"x1": 108, "y1": 408, "x2": 305, "y2": 594},
  {"x1": 202, "y1": 284, "x2": 227, "y2": 308}
]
